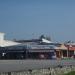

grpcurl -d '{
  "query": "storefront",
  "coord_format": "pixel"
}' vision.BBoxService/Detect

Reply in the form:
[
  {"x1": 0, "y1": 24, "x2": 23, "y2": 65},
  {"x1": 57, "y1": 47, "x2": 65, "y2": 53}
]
[
  {"x1": 55, "y1": 44, "x2": 67, "y2": 58},
  {"x1": 26, "y1": 45, "x2": 56, "y2": 59}
]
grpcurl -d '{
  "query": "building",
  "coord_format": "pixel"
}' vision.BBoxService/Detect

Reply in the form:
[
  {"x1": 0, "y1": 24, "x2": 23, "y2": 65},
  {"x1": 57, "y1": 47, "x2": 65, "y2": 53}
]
[
  {"x1": 55, "y1": 44, "x2": 67, "y2": 58},
  {"x1": 0, "y1": 33, "x2": 56, "y2": 60},
  {"x1": 1, "y1": 32, "x2": 75, "y2": 60}
]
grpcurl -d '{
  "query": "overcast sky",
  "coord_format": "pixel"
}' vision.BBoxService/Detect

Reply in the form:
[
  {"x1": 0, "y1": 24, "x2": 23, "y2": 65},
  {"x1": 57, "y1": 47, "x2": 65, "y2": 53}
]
[{"x1": 0, "y1": 0, "x2": 74, "y2": 42}]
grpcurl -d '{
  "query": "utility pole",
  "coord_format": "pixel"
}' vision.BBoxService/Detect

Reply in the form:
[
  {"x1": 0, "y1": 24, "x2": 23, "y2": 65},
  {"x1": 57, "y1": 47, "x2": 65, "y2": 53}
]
[{"x1": 67, "y1": 45, "x2": 69, "y2": 58}]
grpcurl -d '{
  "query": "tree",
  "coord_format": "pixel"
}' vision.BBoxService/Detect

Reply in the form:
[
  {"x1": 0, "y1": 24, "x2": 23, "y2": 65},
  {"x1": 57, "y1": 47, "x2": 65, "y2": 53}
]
[
  {"x1": 39, "y1": 35, "x2": 51, "y2": 41},
  {"x1": 39, "y1": 35, "x2": 45, "y2": 39}
]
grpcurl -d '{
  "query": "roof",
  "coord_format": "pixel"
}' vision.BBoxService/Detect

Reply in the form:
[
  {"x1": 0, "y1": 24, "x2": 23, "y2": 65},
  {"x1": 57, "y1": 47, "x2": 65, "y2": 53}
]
[
  {"x1": 42, "y1": 38, "x2": 53, "y2": 43},
  {"x1": 55, "y1": 44, "x2": 67, "y2": 50},
  {"x1": 15, "y1": 38, "x2": 54, "y2": 45},
  {"x1": 0, "y1": 40, "x2": 20, "y2": 47}
]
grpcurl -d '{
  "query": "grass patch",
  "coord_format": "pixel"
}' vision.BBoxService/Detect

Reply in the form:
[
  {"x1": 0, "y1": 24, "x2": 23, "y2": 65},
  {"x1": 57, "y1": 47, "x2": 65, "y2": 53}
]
[{"x1": 63, "y1": 71, "x2": 75, "y2": 75}]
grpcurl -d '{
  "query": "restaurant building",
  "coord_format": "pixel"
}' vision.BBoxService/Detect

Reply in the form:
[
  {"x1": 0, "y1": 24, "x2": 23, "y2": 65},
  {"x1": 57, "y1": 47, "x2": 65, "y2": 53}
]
[{"x1": 0, "y1": 32, "x2": 75, "y2": 60}]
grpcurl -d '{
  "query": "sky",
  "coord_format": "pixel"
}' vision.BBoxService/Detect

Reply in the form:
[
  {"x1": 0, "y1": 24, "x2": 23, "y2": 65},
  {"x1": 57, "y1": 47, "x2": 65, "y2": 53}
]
[{"x1": 0, "y1": 0, "x2": 75, "y2": 42}]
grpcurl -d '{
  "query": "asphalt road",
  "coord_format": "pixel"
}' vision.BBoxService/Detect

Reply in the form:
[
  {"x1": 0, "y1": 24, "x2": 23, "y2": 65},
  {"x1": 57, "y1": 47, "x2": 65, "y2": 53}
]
[{"x1": 0, "y1": 59, "x2": 75, "y2": 72}]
